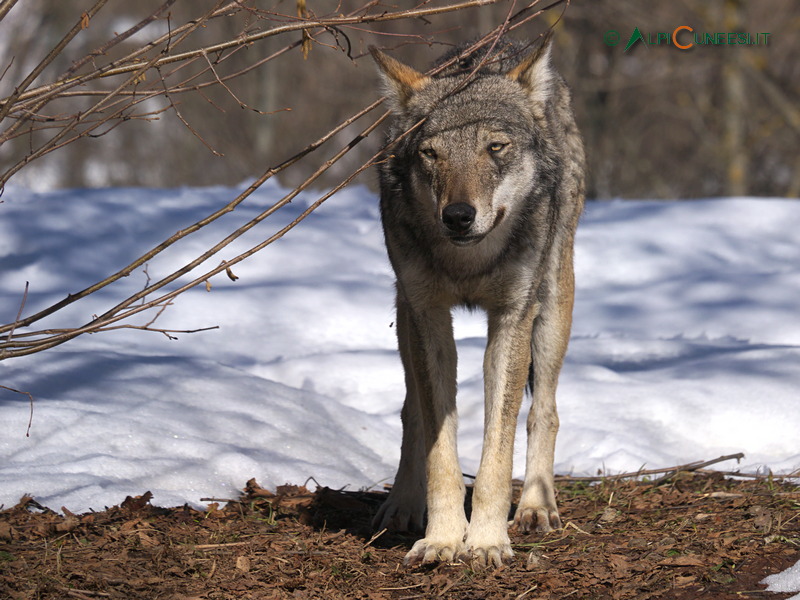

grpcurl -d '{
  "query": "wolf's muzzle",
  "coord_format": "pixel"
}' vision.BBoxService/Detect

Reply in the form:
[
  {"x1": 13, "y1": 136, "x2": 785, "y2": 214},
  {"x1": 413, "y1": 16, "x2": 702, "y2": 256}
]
[{"x1": 441, "y1": 202, "x2": 476, "y2": 235}]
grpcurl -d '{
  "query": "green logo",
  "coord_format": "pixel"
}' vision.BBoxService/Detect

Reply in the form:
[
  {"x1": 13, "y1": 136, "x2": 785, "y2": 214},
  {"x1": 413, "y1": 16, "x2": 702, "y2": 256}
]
[{"x1": 624, "y1": 27, "x2": 647, "y2": 52}]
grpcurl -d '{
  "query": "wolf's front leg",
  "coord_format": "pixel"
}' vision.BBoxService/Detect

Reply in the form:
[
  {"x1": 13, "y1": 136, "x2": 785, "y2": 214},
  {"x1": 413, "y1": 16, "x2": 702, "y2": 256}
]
[
  {"x1": 372, "y1": 393, "x2": 427, "y2": 532},
  {"x1": 373, "y1": 298, "x2": 427, "y2": 533},
  {"x1": 465, "y1": 304, "x2": 538, "y2": 567},
  {"x1": 514, "y1": 256, "x2": 574, "y2": 534},
  {"x1": 394, "y1": 296, "x2": 467, "y2": 565},
  {"x1": 372, "y1": 294, "x2": 427, "y2": 531},
  {"x1": 515, "y1": 345, "x2": 563, "y2": 533}
]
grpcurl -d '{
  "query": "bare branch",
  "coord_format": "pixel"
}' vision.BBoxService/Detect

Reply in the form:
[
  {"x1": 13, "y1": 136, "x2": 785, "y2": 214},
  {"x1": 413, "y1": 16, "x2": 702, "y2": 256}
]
[
  {"x1": 542, "y1": 453, "x2": 748, "y2": 484},
  {"x1": 0, "y1": 0, "x2": 110, "y2": 123},
  {"x1": 0, "y1": 0, "x2": 562, "y2": 359},
  {"x1": 0, "y1": 0, "x2": 511, "y2": 113},
  {"x1": 0, "y1": 91, "x2": 386, "y2": 339},
  {"x1": 0, "y1": 0, "x2": 22, "y2": 23}
]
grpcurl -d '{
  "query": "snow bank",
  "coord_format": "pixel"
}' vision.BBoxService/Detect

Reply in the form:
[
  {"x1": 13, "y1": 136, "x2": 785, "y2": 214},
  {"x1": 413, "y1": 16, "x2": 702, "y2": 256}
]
[{"x1": 1, "y1": 185, "x2": 798, "y2": 515}]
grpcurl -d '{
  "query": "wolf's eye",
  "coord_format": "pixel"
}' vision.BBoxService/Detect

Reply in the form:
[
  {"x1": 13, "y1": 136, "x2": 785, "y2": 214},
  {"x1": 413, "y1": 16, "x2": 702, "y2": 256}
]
[
  {"x1": 487, "y1": 142, "x2": 507, "y2": 154},
  {"x1": 420, "y1": 148, "x2": 437, "y2": 160}
]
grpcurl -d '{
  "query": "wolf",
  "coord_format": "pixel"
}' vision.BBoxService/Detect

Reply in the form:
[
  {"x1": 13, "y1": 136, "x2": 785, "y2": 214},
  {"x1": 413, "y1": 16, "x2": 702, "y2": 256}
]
[{"x1": 370, "y1": 33, "x2": 585, "y2": 568}]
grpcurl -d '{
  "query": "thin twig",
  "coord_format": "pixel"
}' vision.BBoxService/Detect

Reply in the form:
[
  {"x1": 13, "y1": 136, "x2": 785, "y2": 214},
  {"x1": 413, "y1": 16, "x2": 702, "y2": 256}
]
[
  {"x1": 0, "y1": 385, "x2": 34, "y2": 437},
  {"x1": 3, "y1": 281, "x2": 28, "y2": 346},
  {"x1": 200, "y1": 50, "x2": 266, "y2": 114},
  {"x1": 156, "y1": 65, "x2": 223, "y2": 156},
  {"x1": 65, "y1": 0, "x2": 179, "y2": 78},
  {"x1": 363, "y1": 528, "x2": 387, "y2": 549}
]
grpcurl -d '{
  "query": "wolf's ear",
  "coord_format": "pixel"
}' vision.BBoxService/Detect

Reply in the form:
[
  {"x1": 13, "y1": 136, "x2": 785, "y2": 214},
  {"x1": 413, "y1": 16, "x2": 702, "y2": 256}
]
[
  {"x1": 370, "y1": 47, "x2": 430, "y2": 112},
  {"x1": 506, "y1": 31, "x2": 555, "y2": 118}
]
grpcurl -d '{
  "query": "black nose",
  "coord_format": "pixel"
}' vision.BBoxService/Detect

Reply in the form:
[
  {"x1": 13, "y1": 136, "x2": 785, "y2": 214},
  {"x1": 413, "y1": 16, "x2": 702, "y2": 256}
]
[{"x1": 441, "y1": 203, "x2": 476, "y2": 234}]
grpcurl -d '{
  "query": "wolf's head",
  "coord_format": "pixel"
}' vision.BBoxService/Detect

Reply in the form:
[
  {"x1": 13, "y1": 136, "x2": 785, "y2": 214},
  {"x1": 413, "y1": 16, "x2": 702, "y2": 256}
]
[{"x1": 372, "y1": 36, "x2": 557, "y2": 247}]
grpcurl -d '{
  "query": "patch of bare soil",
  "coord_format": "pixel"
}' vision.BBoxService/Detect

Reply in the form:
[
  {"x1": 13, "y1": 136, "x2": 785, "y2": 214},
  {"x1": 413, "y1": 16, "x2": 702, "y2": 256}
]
[{"x1": 1, "y1": 472, "x2": 798, "y2": 599}]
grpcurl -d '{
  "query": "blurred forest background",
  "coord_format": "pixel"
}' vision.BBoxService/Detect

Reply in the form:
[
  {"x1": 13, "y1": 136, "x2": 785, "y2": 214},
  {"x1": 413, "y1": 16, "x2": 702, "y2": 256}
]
[{"x1": 0, "y1": 0, "x2": 798, "y2": 199}]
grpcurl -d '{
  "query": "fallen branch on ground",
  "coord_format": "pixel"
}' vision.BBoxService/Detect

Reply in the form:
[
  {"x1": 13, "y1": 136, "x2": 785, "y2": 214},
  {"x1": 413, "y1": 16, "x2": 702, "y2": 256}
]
[{"x1": 450, "y1": 453, "x2": 797, "y2": 487}]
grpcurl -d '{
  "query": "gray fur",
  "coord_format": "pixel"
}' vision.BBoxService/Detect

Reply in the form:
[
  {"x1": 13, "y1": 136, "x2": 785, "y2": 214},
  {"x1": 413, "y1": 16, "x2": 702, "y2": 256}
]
[{"x1": 371, "y1": 34, "x2": 585, "y2": 568}]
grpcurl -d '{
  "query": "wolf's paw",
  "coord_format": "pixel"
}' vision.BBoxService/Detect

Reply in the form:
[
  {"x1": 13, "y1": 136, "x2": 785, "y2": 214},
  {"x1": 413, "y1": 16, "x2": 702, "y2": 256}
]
[
  {"x1": 463, "y1": 543, "x2": 514, "y2": 569},
  {"x1": 513, "y1": 505, "x2": 562, "y2": 534},
  {"x1": 463, "y1": 523, "x2": 514, "y2": 568},
  {"x1": 403, "y1": 537, "x2": 466, "y2": 566},
  {"x1": 372, "y1": 489, "x2": 425, "y2": 533}
]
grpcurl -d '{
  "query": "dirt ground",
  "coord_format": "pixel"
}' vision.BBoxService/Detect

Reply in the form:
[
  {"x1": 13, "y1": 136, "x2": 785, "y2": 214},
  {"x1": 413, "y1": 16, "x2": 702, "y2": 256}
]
[{"x1": 1, "y1": 471, "x2": 798, "y2": 599}]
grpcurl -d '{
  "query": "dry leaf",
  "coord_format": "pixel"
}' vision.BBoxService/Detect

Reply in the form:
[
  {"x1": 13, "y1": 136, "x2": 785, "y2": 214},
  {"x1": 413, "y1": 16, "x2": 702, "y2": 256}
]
[
  {"x1": 121, "y1": 491, "x2": 153, "y2": 512},
  {"x1": 659, "y1": 554, "x2": 706, "y2": 567},
  {"x1": 55, "y1": 516, "x2": 79, "y2": 533},
  {"x1": 138, "y1": 530, "x2": 159, "y2": 547},
  {"x1": 598, "y1": 506, "x2": 621, "y2": 523},
  {"x1": 244, "y1": 478, "x2": 275, "y2": 498},
  {"x1": 0, "y1": 521, "x2": 15, "y2": 541},
  {"x1": 235, "y1": 555, "x2": 250, "y2": 572},
  {"x1": 608, "y1": 553, "x2": 631, "y2": 577}
]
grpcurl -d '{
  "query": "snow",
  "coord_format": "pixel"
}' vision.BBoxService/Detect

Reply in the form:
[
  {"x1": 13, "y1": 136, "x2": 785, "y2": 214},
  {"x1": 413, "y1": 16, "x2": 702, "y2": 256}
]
[
  {"x1": 1, "y1": 184, "x2": 799, "y2": 587},
  {"x1": 762, "y1": 559, "x2": 800, "y2": 600}
]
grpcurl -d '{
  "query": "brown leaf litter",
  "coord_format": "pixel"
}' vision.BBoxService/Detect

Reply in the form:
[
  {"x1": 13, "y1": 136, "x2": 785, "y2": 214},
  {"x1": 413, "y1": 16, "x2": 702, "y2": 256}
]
[{"x1": 1, "y1": 472, "x2": 798, "y2": 599}]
